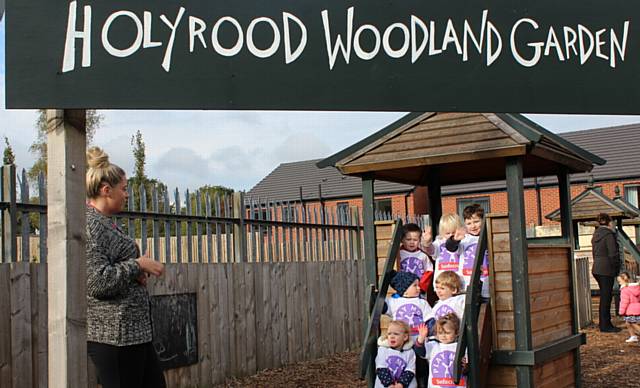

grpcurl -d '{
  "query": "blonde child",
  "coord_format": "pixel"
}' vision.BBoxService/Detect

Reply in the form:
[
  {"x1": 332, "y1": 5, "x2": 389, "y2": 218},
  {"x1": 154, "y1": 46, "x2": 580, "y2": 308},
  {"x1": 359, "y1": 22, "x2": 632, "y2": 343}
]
[
  {"x1": 415, "y1": 314, "x2": 467, "y2": 388},
  {"x1": 422, "y1": 214, "x2": 464, "y2": 291},
  {"x1": 446, "y1": 205, "x2": 490, "y2": 298},
  {"x1": 375, "y1": 320, "x2": 417, "y2": 388},
  {"x1": 399, "y1": 224, "x2": 434, "y2": 294},
  {"x1": 430, "y1": 271, "x2": 465, "y2": 321},
  {"x1": 618, "y1": 272, "x2": 640, "y2": 343}
]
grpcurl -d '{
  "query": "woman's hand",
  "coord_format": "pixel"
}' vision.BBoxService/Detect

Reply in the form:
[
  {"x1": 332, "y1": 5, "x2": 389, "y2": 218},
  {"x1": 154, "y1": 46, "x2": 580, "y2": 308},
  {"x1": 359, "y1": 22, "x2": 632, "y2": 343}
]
[
  {"x1": 137, "y1": 273, "x2": 148, "y2": 286},
  {"x1": 136, "y1": 251, "x2": 165, "y2": 277}
]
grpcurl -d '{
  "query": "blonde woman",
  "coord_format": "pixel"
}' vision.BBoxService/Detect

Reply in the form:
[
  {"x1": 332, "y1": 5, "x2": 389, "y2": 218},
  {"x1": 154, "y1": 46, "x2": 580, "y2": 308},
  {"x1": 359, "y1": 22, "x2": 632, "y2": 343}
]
[{"x1": 86, "y1": 147, "x2": 166, "y2": 388}]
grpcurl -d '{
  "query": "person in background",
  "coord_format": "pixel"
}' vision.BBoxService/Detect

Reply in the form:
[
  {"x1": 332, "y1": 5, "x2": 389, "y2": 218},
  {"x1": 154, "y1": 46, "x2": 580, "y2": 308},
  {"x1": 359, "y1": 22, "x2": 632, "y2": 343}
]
[
  {"x1": 86, "y1": 147, "x2": 167, "y2": 388},
  {"x1": 591, "y1": 212, "x2": 622, "y2": 333},
  {"x1": 617, "y1": 271, "x2": 640, "y2": 342}
]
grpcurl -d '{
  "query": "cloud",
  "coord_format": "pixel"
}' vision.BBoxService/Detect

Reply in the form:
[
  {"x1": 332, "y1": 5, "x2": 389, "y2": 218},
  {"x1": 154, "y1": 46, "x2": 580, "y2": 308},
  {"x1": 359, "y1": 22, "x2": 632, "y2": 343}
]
[
  {"x1": 151, "y1": 147, "x2": 212, "y2": 192},
  {"x1": 97, "y1": 135, "x2": 135, "y2": 176},
  {"x1": 270, "y1": 132, "x2": 331, "y2": 163}
]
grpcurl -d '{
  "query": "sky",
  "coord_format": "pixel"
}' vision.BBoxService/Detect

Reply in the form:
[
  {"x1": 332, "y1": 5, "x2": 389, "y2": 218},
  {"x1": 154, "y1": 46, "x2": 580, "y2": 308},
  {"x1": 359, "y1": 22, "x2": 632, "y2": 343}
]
[{"x1": 2, "y1": 18, "x2": 640, "y2": 193}]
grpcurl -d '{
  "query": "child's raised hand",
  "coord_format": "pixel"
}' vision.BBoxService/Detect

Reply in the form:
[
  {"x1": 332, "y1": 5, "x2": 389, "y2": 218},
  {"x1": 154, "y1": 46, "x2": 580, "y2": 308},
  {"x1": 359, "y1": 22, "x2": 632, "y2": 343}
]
[
  {"x1": 421, "y1": 227, "x2": 433, "y2": 246},
  {"x1": 454, "y1": 226, "x2": 466, "y2": 241},
  {"x1": 417, "y1": 323, "x2": 428, "y2": 344}
]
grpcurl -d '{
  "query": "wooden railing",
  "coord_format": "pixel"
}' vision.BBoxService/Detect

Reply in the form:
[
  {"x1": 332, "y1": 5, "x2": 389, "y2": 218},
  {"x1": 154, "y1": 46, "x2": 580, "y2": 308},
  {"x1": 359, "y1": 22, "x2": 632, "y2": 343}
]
[{"x1": 454, "y1": 219, "x2": 489, "y2": 386}]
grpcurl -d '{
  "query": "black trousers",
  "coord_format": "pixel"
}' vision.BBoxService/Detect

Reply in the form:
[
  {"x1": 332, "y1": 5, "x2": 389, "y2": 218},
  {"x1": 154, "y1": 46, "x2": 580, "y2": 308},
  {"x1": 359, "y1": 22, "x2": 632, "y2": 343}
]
[
  {"x1": 88, "y1": 341, "x2": 166, "y2": 388},
  {"x1": 594, "y1": 274, "x2": 615, "y2": 330}
]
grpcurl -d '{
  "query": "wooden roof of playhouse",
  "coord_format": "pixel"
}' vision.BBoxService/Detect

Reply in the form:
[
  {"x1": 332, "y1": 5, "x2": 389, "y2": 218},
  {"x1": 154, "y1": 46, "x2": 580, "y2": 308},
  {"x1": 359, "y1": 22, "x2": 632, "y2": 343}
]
[
  {"x1": 318, "y1": 112, "x2": 605, "y2": 185},
  {"x1": 546, "y1": 185, "x2": 640, "y2": 223}
]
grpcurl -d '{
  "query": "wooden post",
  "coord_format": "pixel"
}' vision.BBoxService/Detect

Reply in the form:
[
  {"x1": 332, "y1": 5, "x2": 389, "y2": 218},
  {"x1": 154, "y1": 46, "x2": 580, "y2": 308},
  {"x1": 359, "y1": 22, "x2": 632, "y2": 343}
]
[
  {"x1": 233, "y1": 191, "x2": 247, "y2": 263},
  {"x1": 426, "y1": 167, "x2": 442, "y2": 234},
  {"x1": 558, "y1": 167, "x2": 583, "y2": 388},
  {"x1": 362, "y1": 175, "x2": 376, "y2": 314},
  {"x1": 505, "y1": 157, "x2": 533, "y2": 388},
  {"x1": 46, "y1": 109, "x2": 87, "y2": 388},
  {"x1": 2, "y1": 165, "x2": 17, "y2": 263}
]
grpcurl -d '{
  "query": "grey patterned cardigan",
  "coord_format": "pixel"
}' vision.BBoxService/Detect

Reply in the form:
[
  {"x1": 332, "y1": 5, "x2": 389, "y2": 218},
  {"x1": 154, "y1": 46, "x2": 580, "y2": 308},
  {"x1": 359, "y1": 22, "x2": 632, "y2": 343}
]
[{"x1": 86, "y1": 205, "x2": 153, "y2": 346}]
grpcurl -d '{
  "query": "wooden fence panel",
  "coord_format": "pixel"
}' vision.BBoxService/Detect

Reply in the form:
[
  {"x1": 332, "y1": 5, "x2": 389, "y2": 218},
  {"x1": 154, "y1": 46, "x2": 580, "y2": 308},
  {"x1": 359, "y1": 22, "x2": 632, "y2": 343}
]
[
  {"x1": 0, "y1": 264, "x2": 12, "y2": 387},
  {"x1": 32, "y1": 263, "x2": 47, "y2": 388},
  {"x1": 285, "y1": 263, "x2": 297, "y2": 365},
  {"x1": 0, "y1": 259, "x2": 365, "y2": 388},
  {"x1": 10, "y1": 262, "x2": 32, "y2": 388}
]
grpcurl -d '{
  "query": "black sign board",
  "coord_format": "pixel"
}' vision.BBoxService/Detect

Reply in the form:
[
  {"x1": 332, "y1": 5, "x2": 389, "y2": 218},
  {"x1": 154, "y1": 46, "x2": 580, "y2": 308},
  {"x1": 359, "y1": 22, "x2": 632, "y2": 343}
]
[
  {"x1": 5, "y1": 1, "x2": 639, "y2": 113},
  {"x1": 149, "y1": 293, "x2": 198, "y2": 370}
]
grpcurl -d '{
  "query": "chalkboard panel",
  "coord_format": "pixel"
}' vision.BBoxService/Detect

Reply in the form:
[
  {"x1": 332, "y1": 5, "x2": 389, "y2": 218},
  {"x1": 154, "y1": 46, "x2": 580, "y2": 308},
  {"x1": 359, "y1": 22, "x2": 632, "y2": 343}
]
[{"x1": 150, "y1": 293, "x2": 198, "y2": 370}]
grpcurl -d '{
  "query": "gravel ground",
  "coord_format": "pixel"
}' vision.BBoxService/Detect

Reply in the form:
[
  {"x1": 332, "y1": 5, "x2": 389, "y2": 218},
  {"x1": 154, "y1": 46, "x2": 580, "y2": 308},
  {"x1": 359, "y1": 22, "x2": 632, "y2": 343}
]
[{"x1": 218, "y1": 317, "x2": 640, "y2": 387}]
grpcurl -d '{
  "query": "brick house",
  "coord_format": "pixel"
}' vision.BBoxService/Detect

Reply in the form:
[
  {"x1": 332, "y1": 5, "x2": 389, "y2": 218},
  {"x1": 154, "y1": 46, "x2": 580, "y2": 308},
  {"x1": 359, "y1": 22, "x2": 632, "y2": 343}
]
[{"x1": 247, "y1": 122, "x2": 640, "y2": 234}]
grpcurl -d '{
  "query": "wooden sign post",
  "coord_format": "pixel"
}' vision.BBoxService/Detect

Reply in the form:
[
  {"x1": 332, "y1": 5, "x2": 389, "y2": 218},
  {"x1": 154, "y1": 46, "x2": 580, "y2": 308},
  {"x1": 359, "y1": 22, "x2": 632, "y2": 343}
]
[{"x1": 46, "y1": 110, "x2": 87, "y2": 388}]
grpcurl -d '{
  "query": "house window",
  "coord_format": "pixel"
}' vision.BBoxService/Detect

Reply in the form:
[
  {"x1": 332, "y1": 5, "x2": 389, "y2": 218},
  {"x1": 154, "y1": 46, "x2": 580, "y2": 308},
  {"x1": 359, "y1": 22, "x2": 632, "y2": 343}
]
[
  {"x1": 337, "y1": 202, "x2": 349, "y2": 225},
  {"x1": 375, "y1": 198, "x2": 393, "y2": 215},
  {"x1": 456, "y1": 197, "x2": 490, "y2": 218},
  {"x1": 625, "y1": 185, "x2": 639, "y2": 208}
]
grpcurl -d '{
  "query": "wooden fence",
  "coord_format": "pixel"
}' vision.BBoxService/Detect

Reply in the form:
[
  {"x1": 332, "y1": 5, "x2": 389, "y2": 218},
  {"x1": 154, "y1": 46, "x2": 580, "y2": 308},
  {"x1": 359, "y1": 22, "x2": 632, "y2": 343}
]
[
  {"x1": 0, "y1": 165, "x2": 379, "y2": 387},
  {"x1": 0, "y1": 259, "x2": 366, "y2": 388}
]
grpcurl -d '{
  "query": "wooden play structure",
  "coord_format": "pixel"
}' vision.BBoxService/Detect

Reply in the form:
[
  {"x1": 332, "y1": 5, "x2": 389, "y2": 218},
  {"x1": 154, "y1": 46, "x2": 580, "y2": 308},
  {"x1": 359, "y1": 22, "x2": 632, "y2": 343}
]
[{"x1": 319, "y1": 112, "x2": 606, "y2": 387}]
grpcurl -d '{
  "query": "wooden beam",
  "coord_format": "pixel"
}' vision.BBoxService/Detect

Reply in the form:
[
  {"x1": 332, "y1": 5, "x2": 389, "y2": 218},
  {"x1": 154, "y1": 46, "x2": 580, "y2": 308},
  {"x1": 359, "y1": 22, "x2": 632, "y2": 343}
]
[
  {"x1": 505, "y1": 157, "x2": 534, "y2": 388},
  {"x1": 338, "y1": 146, "x2": 526, "y2": 175},
  {"x1": 558, "y1": 167, "x2": 583, "y2": 388},
  {"x1": 47, "y1": 109, "x2": 87, "y2": 388}
]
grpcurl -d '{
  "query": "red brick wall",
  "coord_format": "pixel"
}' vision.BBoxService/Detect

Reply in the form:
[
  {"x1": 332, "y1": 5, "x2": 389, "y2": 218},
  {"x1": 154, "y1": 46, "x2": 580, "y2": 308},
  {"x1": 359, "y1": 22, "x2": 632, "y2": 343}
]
[
  {"x1": 290, "y1": 179, "x2": 640, "y2": 226},
  {"x1": 442, "y1": 179, "x2": 640, "y2": 226}
]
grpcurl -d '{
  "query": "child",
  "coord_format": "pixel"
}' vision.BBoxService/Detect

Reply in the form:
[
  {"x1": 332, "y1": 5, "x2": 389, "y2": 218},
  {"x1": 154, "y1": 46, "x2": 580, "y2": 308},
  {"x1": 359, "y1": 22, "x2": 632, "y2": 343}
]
[
  {"x1": 384, "y1": 271, "x2": 433, "y2": 340},
  {"x1": 430, "y1": 271, "x2": 466, "y2": 321},
  {"x1": 415, "y1": 314, "x2": 467, "y2": 388},
  {"x1": 375, "y1": 320, "x2": 417, "y2": 388},
  {"x1": 399, "y1": 223, "x2": 434, "y2": 293},
  {"x1": 422, "y1": 214, "x2": 464, "y2": 291},
  {"x1": 618, "y1": 271, "x2": 640, "y2": 343},
  {"x1": 446, "y1": 204, "x2": 490, "y2": 298}
]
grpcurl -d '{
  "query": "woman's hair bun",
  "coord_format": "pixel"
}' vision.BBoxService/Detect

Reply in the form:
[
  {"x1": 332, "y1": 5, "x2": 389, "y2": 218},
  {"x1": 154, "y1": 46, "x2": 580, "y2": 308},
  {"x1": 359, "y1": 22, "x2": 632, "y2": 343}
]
[{"x1": 87, "y1": 146, "x2": 110, "y2": 170}]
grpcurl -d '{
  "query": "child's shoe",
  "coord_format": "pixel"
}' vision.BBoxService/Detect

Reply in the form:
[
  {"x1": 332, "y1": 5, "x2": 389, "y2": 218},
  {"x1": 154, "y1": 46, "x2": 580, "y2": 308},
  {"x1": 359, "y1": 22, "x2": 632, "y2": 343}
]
[{"x1": 625, "y1": 335, "x2": 638, "y2": 343}]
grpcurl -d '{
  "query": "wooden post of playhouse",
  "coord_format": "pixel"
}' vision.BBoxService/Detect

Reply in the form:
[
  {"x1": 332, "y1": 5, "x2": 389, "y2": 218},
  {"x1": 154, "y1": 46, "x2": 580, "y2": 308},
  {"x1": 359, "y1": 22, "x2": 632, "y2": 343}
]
[
  {"x1": 426, "y1": 167, "x2": 442, "y2": 233},
  {"x1": 46, "y1": 109, "x2": 88, "y2": 388},
  {"x1": 558, "y1": 166, "x2": 583, "y2": 387},
  {"x1": 505, "y1": 157, "x2": 534, "y2": 387},
  {"x1": 362, "y1": 174, "x2": 376, "y2": 314}
]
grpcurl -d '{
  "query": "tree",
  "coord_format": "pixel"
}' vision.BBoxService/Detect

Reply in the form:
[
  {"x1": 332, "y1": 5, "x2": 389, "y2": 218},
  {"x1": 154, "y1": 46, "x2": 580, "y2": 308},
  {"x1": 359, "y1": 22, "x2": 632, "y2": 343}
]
[
  {"x1": 127, "y1": 130, "x2": 169, "y2": 236},
  {"x1": 131, "y1": 130, "x2": 146, "y2": 181},
  {"x1": 28, "y1": 109, "x2": 103, "y2": 182},
  {"x1": 3, "y1": 136, "x2": 16, "y2": 165}
]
